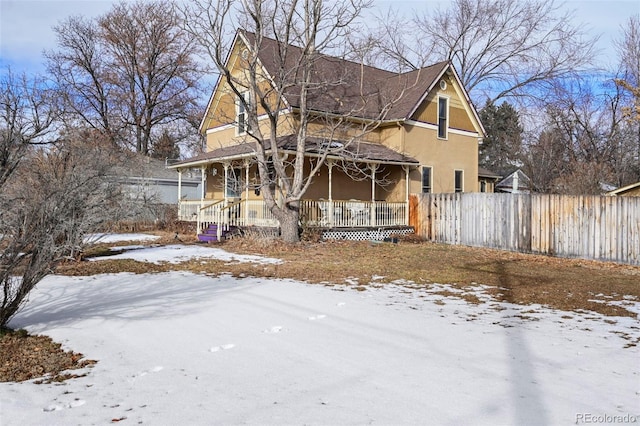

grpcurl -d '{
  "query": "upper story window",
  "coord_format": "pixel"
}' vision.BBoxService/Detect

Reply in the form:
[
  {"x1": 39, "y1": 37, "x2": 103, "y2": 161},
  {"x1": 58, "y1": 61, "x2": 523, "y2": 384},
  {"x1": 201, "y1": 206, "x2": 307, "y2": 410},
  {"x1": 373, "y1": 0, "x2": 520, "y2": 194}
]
[
  {"x1": 455, "y1": 170, "x2": 463, "y2": 193},
  {"x1": 422, "y1": 166, "x2": 432, "y2": 193},
  {"x1": 438, "y1": 96, "x2": 448, "y2": 139},
  {"x1": 236, "y1": 91, "x2": 250, "y2": 135}
]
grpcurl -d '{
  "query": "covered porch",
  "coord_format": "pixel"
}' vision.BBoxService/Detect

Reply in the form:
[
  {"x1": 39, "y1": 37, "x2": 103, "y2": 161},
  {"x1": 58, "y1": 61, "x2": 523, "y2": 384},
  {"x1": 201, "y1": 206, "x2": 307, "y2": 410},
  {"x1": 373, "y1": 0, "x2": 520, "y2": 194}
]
[
  {"x1": 170, "y1": 138, "x2": 418, "y2": 240},
  {"x1": 178, "y1": 198, "x2": 409, "y2": 229}
]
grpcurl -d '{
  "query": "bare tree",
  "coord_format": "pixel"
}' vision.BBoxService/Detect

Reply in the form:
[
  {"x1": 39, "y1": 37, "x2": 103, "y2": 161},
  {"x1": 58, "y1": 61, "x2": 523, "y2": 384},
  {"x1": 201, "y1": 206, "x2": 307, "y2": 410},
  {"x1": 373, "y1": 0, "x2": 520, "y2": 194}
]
[
  {"x1": 615, "y1": 15, "x2": 640, "y2": 180},
  {"x1": 0, "y1": 69, "x2": 124, "y2": 327},
  {"x1": 521, "y1": 73, "x2": 639, "y2": 193},
  {"x1": 522, "y1": 130, "x2": 567, "y2": 193},
  {"x1": 0, "y1": 128, "x2": 123, "y2": 328},
  {"x1": 182, "y1": 0, "x2": 421, "y2": 242},
  {"x1": 358, "y1": 0, "x2": 598, "y2": 104},
  {"x1": 46, "y1": 0, "x2": 203, "y2": 155},
  {"x1": 0, "y1": 71, "x2": 56, "y2": 187}
]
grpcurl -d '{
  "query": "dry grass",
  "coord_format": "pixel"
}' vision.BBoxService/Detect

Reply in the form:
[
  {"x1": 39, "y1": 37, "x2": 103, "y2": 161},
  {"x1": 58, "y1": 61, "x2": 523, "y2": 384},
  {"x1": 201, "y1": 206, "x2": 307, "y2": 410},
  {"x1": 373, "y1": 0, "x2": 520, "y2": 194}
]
[
  {"x1": 218, "y1": 237, "x2": 640, "y2": 318},
  {"x1": 0, "y1": 328, "x2": 96, "y2": 383},
  {"x1": 59, "y1": 234, "x2": 640, "y2": 318}
]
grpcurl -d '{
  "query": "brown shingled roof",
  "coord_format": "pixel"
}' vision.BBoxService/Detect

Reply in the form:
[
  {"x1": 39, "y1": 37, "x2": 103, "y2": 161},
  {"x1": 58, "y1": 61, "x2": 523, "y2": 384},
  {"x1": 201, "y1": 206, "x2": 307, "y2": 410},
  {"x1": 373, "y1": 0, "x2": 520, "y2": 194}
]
[{"x1": 239, "y1": 30, "x2": 448, "y2": 121}]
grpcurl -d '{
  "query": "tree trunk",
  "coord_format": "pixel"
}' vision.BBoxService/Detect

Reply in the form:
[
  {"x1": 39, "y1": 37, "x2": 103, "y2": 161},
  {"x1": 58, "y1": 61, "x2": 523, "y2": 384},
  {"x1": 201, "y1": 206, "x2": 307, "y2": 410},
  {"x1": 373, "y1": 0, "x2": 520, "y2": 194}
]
[{"x1": 278, "y1": 201, "x2": 300, "y2": 243}]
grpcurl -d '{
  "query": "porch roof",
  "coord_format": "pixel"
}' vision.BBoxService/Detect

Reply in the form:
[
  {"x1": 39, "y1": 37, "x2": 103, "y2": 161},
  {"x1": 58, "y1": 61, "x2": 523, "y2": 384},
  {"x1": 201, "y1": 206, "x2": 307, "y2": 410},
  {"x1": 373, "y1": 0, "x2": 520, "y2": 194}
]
[{"x1": 169, "y1": 135, "x2": 419, "y2": 169}]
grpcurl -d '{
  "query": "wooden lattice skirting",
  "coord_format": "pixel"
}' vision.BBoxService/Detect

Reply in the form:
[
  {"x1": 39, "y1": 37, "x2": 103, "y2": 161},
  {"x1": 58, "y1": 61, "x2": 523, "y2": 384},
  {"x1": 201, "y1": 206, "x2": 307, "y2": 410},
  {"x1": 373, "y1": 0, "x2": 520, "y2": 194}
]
[{"x1": 321, "y1": 227, "x2": 414, "y2": 241}]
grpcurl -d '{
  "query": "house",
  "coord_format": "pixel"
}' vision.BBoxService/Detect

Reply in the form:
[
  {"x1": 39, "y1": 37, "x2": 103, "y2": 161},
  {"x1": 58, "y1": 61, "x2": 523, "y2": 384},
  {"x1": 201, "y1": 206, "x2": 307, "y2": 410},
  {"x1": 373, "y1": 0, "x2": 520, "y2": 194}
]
[
  {"x1": 607, "y1": 181, "x2": 640, "y2": 197},
  {"x1": 496, "y1": 169, "x2": 531, "y2": 194},
  {"x1": 117, "y1": 155, "x2": 202, "y2": 205},
  {"x1": 478, "y1": 167, "x2": 502, "y2": 193},
  {"x1": 169, "y1": 30, "x2": 485, "y2": 240}
]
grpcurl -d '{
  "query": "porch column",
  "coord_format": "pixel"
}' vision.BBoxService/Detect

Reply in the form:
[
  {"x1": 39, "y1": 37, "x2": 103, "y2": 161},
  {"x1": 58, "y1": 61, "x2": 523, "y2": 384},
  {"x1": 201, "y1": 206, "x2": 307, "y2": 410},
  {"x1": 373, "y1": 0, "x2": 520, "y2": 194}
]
[
  {"x1": 177, "y1": 168, "x2": 182, "y2": 202},
  {"x1": 200, "y1": 165, "x2": 207, "y2": 209},
  {"x1": 244, "y1": 159, "x2": 250, "y2": 225},
  {"x1": 327, "y1": 160, "x2": 334, "y2": 227},
  {"x1": 223, "y1": 162, "x2": 230, "y2": 205},
  {"x1": 369, "y1": 163, "x2": 378, "y2": 227},
  {"x1": 327, "y1": 160, "x2": 334, "y2": 201},
  {"x1": 404, "y1": 165, "x2": 410, "y2": 226}
]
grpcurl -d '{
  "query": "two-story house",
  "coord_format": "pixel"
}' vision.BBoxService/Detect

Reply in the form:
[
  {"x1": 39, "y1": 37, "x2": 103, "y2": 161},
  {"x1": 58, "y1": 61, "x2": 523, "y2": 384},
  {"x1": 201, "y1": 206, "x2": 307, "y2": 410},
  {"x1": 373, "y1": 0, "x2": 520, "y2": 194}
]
[{"x1": 170, "y1": 30, "x2": 485, "y2": 241}]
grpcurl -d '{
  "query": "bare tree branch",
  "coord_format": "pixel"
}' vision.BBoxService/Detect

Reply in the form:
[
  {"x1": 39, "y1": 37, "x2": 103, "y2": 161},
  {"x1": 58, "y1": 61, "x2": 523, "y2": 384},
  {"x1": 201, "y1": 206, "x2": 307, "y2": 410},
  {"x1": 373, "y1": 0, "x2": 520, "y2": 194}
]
[{"x1": 355, "y1": 0, "x2": 598, "y2": 104}]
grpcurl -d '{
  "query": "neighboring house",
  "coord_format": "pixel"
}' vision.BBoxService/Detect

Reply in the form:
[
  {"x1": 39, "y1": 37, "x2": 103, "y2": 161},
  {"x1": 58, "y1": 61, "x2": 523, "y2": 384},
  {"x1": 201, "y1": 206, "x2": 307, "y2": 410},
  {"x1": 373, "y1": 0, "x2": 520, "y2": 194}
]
[
  {"x1": 495, "y1": 169, "x2": 531, "y2": 194},
  {"x1": 117, "y1": 155, "x2": 202, "y2": 204},
  {"x1": 607, "y1": 181, "x2": 640, "y2": 197},
  {"x1": 169, "y1": 30, "x2": 485, "y2": 239},
  {"x1": 478, "y1": 167, "x2": 502, "y2": 193}
]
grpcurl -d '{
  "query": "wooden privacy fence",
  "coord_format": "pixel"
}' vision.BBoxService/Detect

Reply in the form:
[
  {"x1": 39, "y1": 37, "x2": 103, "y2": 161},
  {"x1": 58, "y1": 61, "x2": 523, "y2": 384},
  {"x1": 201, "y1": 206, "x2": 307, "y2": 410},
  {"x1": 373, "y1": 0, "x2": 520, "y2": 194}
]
[{"x1": 411, "y1": 193, "x2": 640, "y2": 265}]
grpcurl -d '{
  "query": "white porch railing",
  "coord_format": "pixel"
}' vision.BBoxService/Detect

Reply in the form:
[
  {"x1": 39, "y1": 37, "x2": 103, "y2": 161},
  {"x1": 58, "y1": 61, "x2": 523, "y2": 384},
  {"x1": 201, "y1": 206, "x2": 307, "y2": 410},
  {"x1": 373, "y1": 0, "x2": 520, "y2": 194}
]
[
  {"x1": 179, "y1": 199, "x2": 408, "y2": 231},
  {"x1": 179, "y1": 200, "x2": 203, "y2": 221},
  {"x1": 300, "y1": 200, "x2": 407, "y2": 227}
]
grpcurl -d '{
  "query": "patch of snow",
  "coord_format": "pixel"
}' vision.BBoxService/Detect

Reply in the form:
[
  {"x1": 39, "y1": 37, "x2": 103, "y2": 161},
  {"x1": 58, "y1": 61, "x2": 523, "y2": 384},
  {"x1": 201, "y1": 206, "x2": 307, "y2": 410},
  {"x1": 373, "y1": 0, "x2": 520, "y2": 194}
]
[
  {"x1": 90, "y1": 244, "x2": 282, "y2": 265},
  {"x1": 110, "y1": 245, "x2": 146, "y2": 251},
  {"x1": 84, "y1": 233, "x2": 161, "y2": 244}
]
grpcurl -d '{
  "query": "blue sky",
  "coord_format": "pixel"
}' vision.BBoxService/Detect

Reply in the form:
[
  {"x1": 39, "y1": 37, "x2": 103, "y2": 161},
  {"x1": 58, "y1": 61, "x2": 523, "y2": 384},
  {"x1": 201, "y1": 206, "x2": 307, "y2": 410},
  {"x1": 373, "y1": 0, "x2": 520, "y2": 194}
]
[{"x1": 1, "y1": 0, "x2": 638, "y2": 76}]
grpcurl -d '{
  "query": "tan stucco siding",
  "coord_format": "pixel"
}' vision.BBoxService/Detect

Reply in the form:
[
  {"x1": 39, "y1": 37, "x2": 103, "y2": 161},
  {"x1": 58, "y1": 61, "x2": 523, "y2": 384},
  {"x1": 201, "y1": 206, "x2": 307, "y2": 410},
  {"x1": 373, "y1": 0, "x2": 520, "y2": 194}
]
[
  {"x1": 378, "y1": 125, "x2": 405, "y2": 154},
  {"x1": 402, "y1": 124, "x2": 478, "y2": 193},
  {"x1": 302, "y1": 161, "x2": 406, "y2": 202},
  {"x1": 205, "y1": 113, "x2": 296, "y2": 151},
  {"x1": 411, "y1": 77, "x2": 476, "y2": 133},
  {"x1": 295, "y1": 118, "x2": 385, "y2": 144},
  {"x1": 204, "y1": 163, "x2": 267, "y2": 201},
  {"x1": 202, "y1": 36, "x2": 284, "y2": 134}
]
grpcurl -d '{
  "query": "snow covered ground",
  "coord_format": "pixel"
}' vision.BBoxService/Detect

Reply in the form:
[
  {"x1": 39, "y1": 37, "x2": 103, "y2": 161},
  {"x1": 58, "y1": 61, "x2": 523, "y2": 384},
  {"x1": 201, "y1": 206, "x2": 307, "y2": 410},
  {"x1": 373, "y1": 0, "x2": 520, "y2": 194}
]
[
  {"x1": 83, "y1": 233, "x2": 161, "y2": 244},
  {"x1": 1, "y1": 237, "x2": 639, "y2": 425}
]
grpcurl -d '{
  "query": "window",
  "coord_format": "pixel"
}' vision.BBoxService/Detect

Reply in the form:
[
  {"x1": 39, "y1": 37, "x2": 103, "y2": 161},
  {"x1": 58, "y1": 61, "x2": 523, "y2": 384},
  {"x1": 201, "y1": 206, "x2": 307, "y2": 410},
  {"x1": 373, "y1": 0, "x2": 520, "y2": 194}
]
[
  {"x1": 438, "y1": 96, "x2": 448, "y2": 139},
  {"x1": 226, "y1": 167, "x2": 242, "y2": 198},
  {"x1": 454, "y1": 170, "x2": 463, "y2": 193},
  {"x1": 480, "y1": 180, "x2": 487, "y2": 193},
  {"x1": 236, "y1": 91, "x2": 250, "y2": 134},
  {"x1": 421, "y1": 166, "x2": 432, "y2": 193}
]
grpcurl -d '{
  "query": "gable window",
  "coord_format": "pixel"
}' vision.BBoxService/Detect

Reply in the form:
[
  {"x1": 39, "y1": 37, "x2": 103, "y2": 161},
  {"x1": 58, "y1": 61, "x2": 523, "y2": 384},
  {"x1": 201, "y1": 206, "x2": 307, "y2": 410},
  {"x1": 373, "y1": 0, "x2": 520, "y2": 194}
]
[
  {"x1": 421, "y1": 166, "x2": 432, "y2": 193},
  {"x1": 438, "y1": 96, "x2": 448, "y2": 139},
  {"x1": 236, "y1": 91, "x2": 250, "y2": 134},
  {"x1": 454, "y1": 170, "x2": 463, "y2": 193}
]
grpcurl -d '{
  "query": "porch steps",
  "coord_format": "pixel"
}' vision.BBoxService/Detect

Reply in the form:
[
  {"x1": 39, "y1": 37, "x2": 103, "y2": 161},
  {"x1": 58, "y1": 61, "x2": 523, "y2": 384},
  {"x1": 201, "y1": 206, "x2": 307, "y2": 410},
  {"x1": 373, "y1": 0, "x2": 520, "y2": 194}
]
[{"x1": 197, "y1": 224, "x2": 239, "y2": 243}]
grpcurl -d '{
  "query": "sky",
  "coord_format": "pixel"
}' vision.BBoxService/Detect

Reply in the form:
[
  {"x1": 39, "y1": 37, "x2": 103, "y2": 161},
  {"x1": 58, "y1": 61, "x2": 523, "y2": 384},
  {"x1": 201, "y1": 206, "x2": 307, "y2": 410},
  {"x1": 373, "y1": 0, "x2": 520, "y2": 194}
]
[{"x1": 0, "y1": 0, "x2": 638, "y2": 76}]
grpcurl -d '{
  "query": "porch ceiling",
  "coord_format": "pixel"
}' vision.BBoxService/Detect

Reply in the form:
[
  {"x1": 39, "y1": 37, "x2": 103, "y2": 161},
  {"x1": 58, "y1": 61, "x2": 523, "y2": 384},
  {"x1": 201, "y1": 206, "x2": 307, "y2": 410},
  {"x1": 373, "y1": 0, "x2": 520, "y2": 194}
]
[{"x1": 169, "y1": 135, "x2": 419, "y2": 169}]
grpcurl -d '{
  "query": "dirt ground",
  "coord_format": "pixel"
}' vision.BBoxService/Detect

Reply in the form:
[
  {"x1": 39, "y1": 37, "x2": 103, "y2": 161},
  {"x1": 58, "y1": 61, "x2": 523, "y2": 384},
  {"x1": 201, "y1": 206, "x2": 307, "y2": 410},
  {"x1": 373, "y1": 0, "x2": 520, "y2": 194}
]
[{"x1": 2, "y1": 232, "x2": 639, "y2": 383}]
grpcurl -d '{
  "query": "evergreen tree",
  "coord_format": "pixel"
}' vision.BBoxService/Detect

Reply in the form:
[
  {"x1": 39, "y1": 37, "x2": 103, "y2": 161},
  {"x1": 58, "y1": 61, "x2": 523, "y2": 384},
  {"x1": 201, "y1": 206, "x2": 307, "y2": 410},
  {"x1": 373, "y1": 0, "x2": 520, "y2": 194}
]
[
  {"x1": 151, "y1": 131, "x2": 181, "y2": 161},
  {"x1": 479, "y1": 100, "x2": 523, "y2": 174}
]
